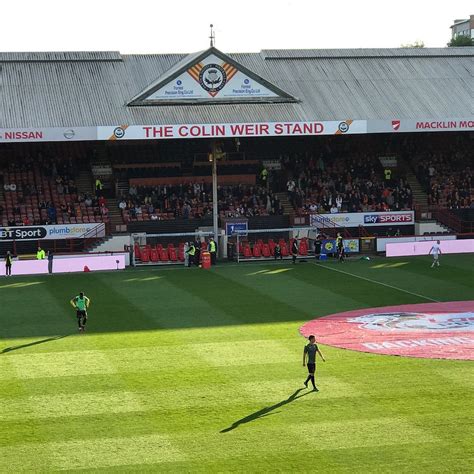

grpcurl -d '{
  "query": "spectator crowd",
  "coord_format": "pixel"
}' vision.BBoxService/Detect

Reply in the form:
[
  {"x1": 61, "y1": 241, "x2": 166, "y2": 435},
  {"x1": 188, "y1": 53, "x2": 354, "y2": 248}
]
[
  {"x1": 282, "y1": 152, "x2": 413, "y2": 215},
  {"x1": 118, "y1": 182, "x2": 283, "y2": 221}
]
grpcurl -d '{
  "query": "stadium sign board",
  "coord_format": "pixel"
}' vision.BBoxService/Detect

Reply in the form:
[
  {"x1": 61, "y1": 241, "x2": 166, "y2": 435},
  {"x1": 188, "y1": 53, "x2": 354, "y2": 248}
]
[
  {"x1": 0, "y1": 127, "x2": 96, "y2": 143},
  {"x1": 145, "y1": 54, "x2": 279, "y2": 101},
  {"x1": 0, "y1": 224, "x2": 105, "y2": 241},
  {"x1": 98, "y1": 120, "x2": 367, "y2": 141},
  {"x1": 0, "y1": 118, "x2": 472, "y2": 143},
  {"x1": 127, "y1": 46, "x2": 296, "y2": 105},
  {"x1": 225, "y1": 222, "x2": 248, "y2": 236},
  {"x1": 368, "y1": 118, "x2": 474, "y2": 134},
  {"x1": 320, "y1": 238, "x2": 360, "y2": 254},
  {"x1": 310, "y1": 211, "x2": 415, "y2": 228}
]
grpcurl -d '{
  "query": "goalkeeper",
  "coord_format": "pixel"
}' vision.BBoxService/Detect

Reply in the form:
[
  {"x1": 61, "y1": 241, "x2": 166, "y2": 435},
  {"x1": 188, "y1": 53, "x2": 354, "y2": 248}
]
[{"x1": 70, "y1": 292, "x2": 91, "y2": 332}]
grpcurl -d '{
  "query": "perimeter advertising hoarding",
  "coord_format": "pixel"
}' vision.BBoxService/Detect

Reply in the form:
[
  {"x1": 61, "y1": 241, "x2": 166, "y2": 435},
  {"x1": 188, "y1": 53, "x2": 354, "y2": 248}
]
[
  {"x1": 310, "y1": 211, "x2": 415, "y2": 228},
  {"x1": 0, "y1": 224, "x2": 105, "y2": 241},
  {"x1": 0, "y1": 254, "x2": 126, "y2": 276},
  {"x1": 386, "y1": 239, "x2": 474, "y2": 257},
  {"x1": 321, "y1": 239, "x2": 360, "y2": 254},
  {"x1": 377, "y1": 235, "x2": 456, "y2": 252}
]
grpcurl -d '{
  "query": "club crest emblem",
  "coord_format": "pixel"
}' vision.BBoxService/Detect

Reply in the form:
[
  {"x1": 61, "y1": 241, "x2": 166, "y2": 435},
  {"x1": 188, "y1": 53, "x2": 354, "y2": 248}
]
[
  {"x1": 199, "y1": 64, "x2": 227, "y2": 96},
  {"x1": 348, "y1": 312, "x2": 474, "y2": 332}
]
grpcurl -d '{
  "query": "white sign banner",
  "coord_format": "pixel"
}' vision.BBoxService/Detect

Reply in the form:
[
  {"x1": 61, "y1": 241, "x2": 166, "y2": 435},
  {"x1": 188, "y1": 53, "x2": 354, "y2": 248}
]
[
  {"x1": 310, "y1": 211, "x2": 415, "y2": 228},
  {"x1": 99, "y1": 120, "x2": 367, "y2": 141},
  {"x1": 147, "y1": 54, "x2": 279, "y2": 101},
  {"x1": 379, "y1": 156, "x2": 398, "y2": 168},
  {"x1": 0, "y1": 118, "x2": 471, "y2": 144},
  {"x1": 368, "y1": 118, "x2": 474, "y2": 134},
  {"x1": 0, "y1": 127, "x2": 97, "y2": 143},
  {"x1": 377, "y1": 235, "x2": 456, "y2": 252},
  {"x1": 0, "y1": 223, "x2": 105, "y2": 241}
]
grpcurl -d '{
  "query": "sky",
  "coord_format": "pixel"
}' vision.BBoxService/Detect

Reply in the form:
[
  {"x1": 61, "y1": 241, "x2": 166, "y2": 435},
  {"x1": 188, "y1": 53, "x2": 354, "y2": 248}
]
[{"x1": 0, "y1": 0, "x2": 472, "y2": 53}]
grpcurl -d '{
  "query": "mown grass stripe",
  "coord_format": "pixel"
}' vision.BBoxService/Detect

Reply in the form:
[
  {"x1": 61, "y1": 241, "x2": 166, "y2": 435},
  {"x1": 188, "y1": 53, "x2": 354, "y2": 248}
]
[{"x1": 0, "y1": 434, "x2": 184, "y2": 471}]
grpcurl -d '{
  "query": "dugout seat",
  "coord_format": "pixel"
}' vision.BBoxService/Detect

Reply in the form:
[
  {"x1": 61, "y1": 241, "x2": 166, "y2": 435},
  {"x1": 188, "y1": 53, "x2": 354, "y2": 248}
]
[
  {"x1": 150, "y1": 249, "x2": 159, "y2": 262},
  {"x1": 253, "y1": 245, "x2": 262, "y2": 258},
  {"x1": 262, "y1": 244, "x2": 271, "y2": 257},
  {"x1": 299, "y1": 238, "x2": 308, "y2": 256},
  {"x1": 243, "y1": 245, "x2": 252, "y2": 258},
  {"x1": 169, "y1": 247, "x2": 177, "y2": 261},
  {"x1": 141, "y1": 248, "x2": 150, "y2": 263},
  {"x1": 134, "y1": 244, "x2": 141, "y2": 259}
]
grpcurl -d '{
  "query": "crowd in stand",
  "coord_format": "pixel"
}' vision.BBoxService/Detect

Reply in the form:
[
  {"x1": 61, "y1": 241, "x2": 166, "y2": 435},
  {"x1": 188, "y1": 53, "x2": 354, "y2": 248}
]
[
  {"x1": 415, "y1": 156, "x2": 472, "y2": 210},
  {"x1": 386, "y1": 133, "x2": 473, "y2": 210},
  {"x1": 281, "y1": 152, "x2": 413, "y2": 215},
  {"x1": 118, "y1": 182, "x2": 283, "y2": 221},
  {"x1": 2, "y1": 134, "x2": 471, "y2": 229},
  {"x1": 0, "y1": 154, "x2": 108, "y2": 226}
]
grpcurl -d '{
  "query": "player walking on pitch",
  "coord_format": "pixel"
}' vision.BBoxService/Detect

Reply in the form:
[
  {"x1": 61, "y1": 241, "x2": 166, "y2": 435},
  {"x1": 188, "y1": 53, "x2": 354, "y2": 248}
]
[
  {"x1": 429, "y1": 240, "x2": 442, "y2": 268},
  {"x1": 303, "y1": 335, "x2": 325, "y2": 391},
  {"x1": 70, "y1": 292, "x2": 90, "y2": 332}
]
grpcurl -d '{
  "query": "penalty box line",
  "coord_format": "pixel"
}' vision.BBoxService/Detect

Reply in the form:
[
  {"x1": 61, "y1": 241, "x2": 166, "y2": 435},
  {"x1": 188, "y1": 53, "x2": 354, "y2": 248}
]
[{"x1": 312, "y1": 262, "x2": 440, "y2": 303}]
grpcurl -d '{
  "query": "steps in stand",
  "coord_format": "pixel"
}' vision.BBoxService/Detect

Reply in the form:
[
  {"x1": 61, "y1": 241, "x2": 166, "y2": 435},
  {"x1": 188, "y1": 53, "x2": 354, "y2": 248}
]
[
  {"x1": 106, "y1": 197, "x2": 126, "y2": 233},
  {"x1": 76, "y1": 170, "x2": 94, "y2": 195},
  {"x1": 404, "y1": 169, "x2": 429, "y2": 212},
  {"x1": 275, "y1": 192, "x2": 294, "y2": 217}
]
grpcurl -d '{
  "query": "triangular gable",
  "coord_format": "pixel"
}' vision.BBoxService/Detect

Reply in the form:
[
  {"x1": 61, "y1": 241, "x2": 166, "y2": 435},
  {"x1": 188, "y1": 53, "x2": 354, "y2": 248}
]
[{"x1": 128, "y1": 47, "x2": 297, "y2": 105}]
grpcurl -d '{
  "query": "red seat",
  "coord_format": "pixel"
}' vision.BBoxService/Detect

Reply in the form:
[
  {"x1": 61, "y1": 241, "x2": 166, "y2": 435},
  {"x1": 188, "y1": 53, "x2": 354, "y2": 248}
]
[
  {"x1": 134, "y1": 244, "x2": 141, "y2": 259},
  {"x1": 262, "y1": 244, "x2": 271, "y2": 257},
  {"x1": 299, "y1": 238, "x2": 308, "y2": 256},
  {"x1": 253, "y1": 245, "x2": 261, "y2": 257},
  {"x1": 150, "y1": 249, "x2": 159, "y2": 262},
  {"x1": 169, "y1": 248, "x2": 177, "y2": 261},
  {"x1": 159, "y1": 249, "x2": 169, "y2": 261},
  {"x1": 178, "y1": 248, "x2": 185, "y2": 261},
  {"x1": 141, "y1": 248, "x2": 150, "y2": 262},
  {"x1": 243, "y1": 245, "x2": 252, "y2": 258},
  {"x1": 281, "y1": 243, "x2": 289, "y2": 256}
]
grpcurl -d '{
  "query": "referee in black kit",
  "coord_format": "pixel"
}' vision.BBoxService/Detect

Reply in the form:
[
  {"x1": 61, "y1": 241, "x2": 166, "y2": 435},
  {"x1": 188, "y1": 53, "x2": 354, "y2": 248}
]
[{"x1": 303, "y1": 335, "x2": 325, "y2": 391}]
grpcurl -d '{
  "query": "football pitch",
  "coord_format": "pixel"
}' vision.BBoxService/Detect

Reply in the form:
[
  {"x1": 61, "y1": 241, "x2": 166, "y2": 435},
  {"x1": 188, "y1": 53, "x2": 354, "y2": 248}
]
[{"x1": 1, "y1": 255, "x2": 473, "y2": 472}]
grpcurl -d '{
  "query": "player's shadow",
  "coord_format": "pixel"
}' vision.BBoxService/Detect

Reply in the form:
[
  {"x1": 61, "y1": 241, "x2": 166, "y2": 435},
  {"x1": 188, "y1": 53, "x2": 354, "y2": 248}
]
[
  {"x1": 1, "y1": 335, "x2": 68, "y2": 354},
  {"x1": 220, "y1": 388, "x2": 312, "y2": 433}
]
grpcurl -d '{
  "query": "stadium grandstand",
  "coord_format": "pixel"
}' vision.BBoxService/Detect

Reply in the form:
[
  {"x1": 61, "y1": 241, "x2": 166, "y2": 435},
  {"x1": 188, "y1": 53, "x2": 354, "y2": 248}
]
[{"x1": 0, "y1": 46, "x2": 472, "y2": 263}]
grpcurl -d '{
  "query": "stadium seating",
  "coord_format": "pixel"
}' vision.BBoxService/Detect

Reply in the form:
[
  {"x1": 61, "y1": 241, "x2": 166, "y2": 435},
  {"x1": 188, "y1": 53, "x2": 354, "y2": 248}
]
[{"x1": 0, "y1": 160, "x2": 108, "y2": 227}]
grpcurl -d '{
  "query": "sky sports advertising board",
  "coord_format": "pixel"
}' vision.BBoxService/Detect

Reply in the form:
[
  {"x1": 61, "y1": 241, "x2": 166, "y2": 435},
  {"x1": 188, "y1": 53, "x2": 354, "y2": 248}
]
[
  {"x1": 310, "y1": 211, "x2": 415, "y2": 228},
  {"x1": 0, "y1": 224, "x2": 105, "y2": 241}
]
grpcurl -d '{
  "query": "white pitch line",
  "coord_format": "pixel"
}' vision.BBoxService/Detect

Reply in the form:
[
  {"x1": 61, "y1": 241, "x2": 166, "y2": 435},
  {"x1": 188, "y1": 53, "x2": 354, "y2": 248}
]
[{"x1": 312, "y1": 262, "x2": 440, "y2": 303}]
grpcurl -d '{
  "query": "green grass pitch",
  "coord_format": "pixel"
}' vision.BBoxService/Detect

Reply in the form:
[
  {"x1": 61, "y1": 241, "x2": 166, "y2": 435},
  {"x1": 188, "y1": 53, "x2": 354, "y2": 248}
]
[{"x1": 0, "y1": 255, "x2": 473, "y2": 472}]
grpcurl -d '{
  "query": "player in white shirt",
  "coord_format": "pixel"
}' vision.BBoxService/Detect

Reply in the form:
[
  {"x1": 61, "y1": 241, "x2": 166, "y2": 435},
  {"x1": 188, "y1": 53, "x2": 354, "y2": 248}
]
[{"x1": 429, "y1": 240, "x2": 442, "y2": 268}]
